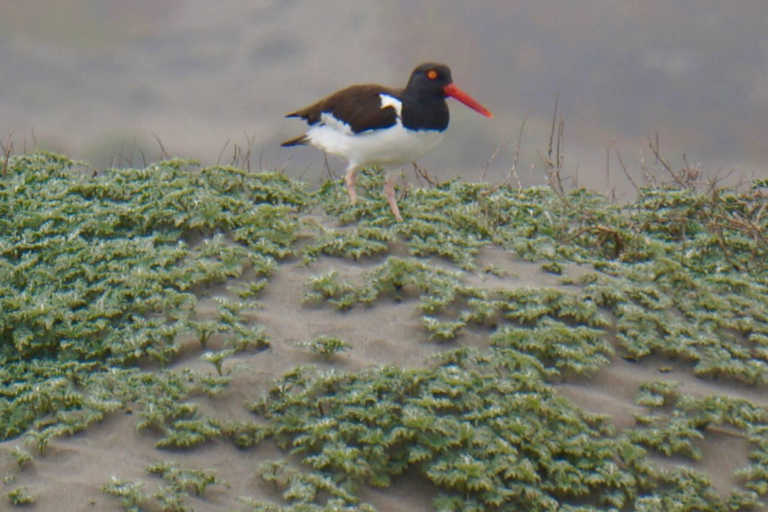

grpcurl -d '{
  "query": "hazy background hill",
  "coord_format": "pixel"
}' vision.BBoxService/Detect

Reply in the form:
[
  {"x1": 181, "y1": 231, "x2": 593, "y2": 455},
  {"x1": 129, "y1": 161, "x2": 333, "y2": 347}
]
[{"x1": 0, "y1": 0, "x2": 766, "y2": 195}]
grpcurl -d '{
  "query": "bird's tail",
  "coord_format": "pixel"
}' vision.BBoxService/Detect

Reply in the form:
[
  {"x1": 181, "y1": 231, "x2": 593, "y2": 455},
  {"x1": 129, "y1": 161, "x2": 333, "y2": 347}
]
[{"x1": 281, "y1": 135, "x2": 310, "y2": 147}]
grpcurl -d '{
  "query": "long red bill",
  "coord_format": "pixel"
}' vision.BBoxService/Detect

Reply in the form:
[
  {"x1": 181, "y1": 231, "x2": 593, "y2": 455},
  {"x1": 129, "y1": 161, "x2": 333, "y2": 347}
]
[{"x1": 444, "y1": 83, "x2": 493, "y2": 118}]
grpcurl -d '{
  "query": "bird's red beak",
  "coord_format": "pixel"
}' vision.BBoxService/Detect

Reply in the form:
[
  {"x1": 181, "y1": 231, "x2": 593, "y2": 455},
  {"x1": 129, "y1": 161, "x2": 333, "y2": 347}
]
[{"x1": 444, "y1": 83, "x2": 493, "y2": 118}]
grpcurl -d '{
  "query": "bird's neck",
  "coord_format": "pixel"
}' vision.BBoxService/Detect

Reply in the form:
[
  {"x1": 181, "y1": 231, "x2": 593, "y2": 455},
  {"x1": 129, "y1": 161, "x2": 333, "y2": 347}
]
[{"x1": 400, "y1": 93, "x2": 450, "y2": 131}]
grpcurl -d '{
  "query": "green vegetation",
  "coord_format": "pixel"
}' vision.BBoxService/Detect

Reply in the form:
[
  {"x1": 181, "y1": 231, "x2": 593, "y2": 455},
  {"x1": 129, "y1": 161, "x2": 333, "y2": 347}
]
[
  {"x1": 104, "y1": 462, "x2": 224, "y2": 512},
  {"x1": 5, "y1": 485, "x2": 35, "y2": 506},
  {"x1": 9, "y1": 446, "x2": 33, "y2": 469},
  {"x1": 0, "y1": 152, "x2": 766, "y2": 511},
  {"x1": 249, "y1": 356, "x2": 625, "y2": 510},
  {"x1": 0, "y1": 152, "x2": 304, "y2": 448},
  {"x1": 297, "y1": 335, "x2": 353, "y2": 359},
  {"x1": 240, "y1": 349, "x2": 768, "y2": 512},
  {"x1": 102, "y1": 477, "x2": 146, "y2": 512}
]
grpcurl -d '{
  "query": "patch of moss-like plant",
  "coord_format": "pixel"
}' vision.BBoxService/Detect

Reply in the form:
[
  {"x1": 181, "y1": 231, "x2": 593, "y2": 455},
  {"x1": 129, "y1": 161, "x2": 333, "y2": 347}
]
[
  {"x1": 0, "y1": 153, "x2": 305, "y2": 442},
  {"x1": 491, "y1": 319, "x2": 614, "y2": 378},
  {"x1": 304, "y1": 256, "x2": 474, "y2": 314},
  {"x1": 105, "y1": 462, "x2": 224, "y2": 512},
  {"x1": 312, "y1": 174, "x2": 767, "y2": 384},
  {"x1": 5, "y1": 485, "x2": 35, "y2": 506},
  {"x1": 103, "y1": 477, "x2": 147, "y2": 512},
  {"x1": 257, "y1": 459, "x2": 359, "y2": 504},
  {"x1": 306, "y1": 257, "x2": 614, "y2": 354},
  {"x1": 146, "y1": 461, "x2": 225, "y2": 497},
  {"x1": 584, "y1": 263, "x2": 768, "y2": 384},
  {"x1": 297, "y1": 336, "x2": 352, "y2": 359},
  {"x1": 248, "y1": 353, "x2": 624, "y2": 511},
  {"x1": 634, "y1": 380, "x2": 682, "y2": 412},
  {"x1": 240, "y1": 348, "x2": 762, "y2": 511},
  {"x1": 314, "y1": 173, "x2": 491, "y2": 269},
  {"x1": 630, "y1": 387, "x2": 768, "y2": 497},
  {"x1": 3, "y1": 150, "x2": 768, "y2": 510},
  {"x1": 394, "y1": 187, "x2": 490, "y2": 270},
  {"x1": 9, "y1": 446, "x2": 33, "y2": 469},
  {"x1": 303, "y1": 224, "x2": 394, "y2": 263}
]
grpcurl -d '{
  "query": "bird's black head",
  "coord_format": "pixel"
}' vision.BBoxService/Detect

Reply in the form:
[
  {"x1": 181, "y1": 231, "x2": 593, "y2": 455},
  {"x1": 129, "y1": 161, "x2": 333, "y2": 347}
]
[
  {"x1": 402, "y1": 62, "x2": 493, "y2": 124},
  {"x1": 405, "y1": 62, "x2": 453, "y2": 97}
]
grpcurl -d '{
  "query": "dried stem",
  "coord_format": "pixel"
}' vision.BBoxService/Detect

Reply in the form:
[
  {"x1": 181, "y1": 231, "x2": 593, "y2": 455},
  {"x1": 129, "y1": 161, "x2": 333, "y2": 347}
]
[
  {"x1": 615, "y1": 149, "x2": 639, "y2": 193},
  {"x1": 647, "y1": 134, "x2": 686, "y2": 188},
  {"x1": 412, "y1": 162, "x2": 438, "y2": 188},
  {"x1": 1, "y1": 131, "x2": 14, "y2": 178},
  {"x1": 216, "y1": 140, "x2": 231, "y2": 166},
  {"x1": 151, "y1": 133, "x2": 170, "y2": 161}
]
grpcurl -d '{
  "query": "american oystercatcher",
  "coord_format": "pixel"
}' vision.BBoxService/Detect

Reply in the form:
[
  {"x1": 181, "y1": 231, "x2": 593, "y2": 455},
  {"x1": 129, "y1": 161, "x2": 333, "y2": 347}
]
[{"x1": 281, "y1": 62, "x2": 493, "y2": 220}]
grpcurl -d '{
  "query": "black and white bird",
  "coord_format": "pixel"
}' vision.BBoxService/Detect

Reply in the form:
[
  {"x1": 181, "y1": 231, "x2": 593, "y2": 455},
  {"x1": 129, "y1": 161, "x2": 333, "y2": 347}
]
[{"x1": 281, "y1": 62, "x2": 493, "y2": 220}]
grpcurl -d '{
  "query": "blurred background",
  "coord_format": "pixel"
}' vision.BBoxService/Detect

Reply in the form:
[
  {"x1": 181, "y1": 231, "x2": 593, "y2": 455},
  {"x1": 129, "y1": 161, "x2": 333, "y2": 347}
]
[{"x1": 0, "y1": 0, "x2": 766, "y2": 196}]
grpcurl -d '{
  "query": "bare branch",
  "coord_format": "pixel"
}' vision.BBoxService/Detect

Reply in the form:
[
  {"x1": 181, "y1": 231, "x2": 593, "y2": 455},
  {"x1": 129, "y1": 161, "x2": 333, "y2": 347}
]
[
  {"x1": 412, "y1": 162, "x2": 438, "y2": 188},
  {"x1": 647, "y1": 135, "x2": 686, "y2": 188},
  {"x1": 501, "y1": 115, "x2": 529, "y2": 190},
  {"x1": 547, "y1": 91, "x2": 559, "y2": 167},
  {"x1": 615, "y1": 149, "x2": 639, "y2": 193},
  {"x1": 216, "y1": 139, "x2": 230, "y2": 166},
  {"x1": 322, "y1": 151, "x2": 337, "y2": 181},
  {"x1": 151, "y1": 133, "x2": 170, "y2": 160},
  {"x1": 605, "y1": 139, "x2": 618, "y2": 196},
  {"x1": 241, "y1": 131, "x2": 255, "y2": 172},
  {"x1": 2, "y1": 131, "x2": 14, "y2": 178}
]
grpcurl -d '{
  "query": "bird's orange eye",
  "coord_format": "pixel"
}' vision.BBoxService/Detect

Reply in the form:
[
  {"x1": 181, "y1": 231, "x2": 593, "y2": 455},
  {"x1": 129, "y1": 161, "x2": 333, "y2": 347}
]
[{"x1": 427, "y1": 70, "x2": 438, "y2": 80}]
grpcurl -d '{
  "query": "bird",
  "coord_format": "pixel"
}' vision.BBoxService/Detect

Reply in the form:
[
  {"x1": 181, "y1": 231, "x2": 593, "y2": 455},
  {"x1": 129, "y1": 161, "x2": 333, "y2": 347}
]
[{"x1": 281, "y1": 62, "x2": 493, "y2": 221}]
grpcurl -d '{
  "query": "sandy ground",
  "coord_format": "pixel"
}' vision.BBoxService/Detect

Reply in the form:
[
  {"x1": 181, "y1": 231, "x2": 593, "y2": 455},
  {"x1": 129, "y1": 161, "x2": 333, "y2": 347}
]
[{"x1": 1, "y1": 241, "x2": 766, "y2": 511}]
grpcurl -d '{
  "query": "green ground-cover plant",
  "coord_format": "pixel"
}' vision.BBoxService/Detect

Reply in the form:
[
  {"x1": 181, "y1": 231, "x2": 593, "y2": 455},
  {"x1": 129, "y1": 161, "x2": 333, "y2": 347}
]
[
  {"x1": 248, "y1": 355, "x2": 630, "y2": 510},
  {"x1": 303, "y1": 224, "x2": 394, "y2": 263},
  {"x1": 9, "y1": 446, "x2": 33, "y2": 469},
  {"x1": 309, "y1": 171, "x2": 766, "y2": 383},
  {"x1": 237, "y1": 461, "x2": 377, "y2": 512},
  {"x1": 314, "y1": 170, "x2": 766, "y2": 275},
  {"x1": 582, "y1": 263, "x2": 768, "y2": 384},
  {"x1": 258, "y1": 459, "x2": 359, "y2": 504},
  {"x1": 304, "y1": 256, "x2": 476, "y2": 314},
  {"x1": 313, "y1": 172, "x2": 492, "y2": 269},
  {"x1": 104, "y1": 461, "x2": 224, "y2": 512},
  {"x1": 2, "y1": 152, "x2": 768, "y2": 510},
  {"x1": 0, "y1": 153, "x2": 302, "y2": 357},
  {"x1": 297, "y1": 336, "x2": 353, "y2": 359},
  {"x1": 305, "y1": 257, "x2": 615, "y2": 366},
  {"x1": 634, "y1": 380, "x2": 682, "y2": 412},
  {"x1": 304, "y1": 246, "x2": 766, "y2": 384},
  {"x1": 0, "y1": 152, "x2": 305, "y2": 443},
  {"x1": 630, "y1": 385, "x2": 768, "y2": 498},
  {"x1": 5, "y1": 485, "x2": 34, "y2": 506},
  {"x1": 491, "y1": 319, "x2": 614, "y2": 378},
  {"x1": 103, "y1": 477, "x2": 146, "y2": 512},
  {"x1": 240, "y1": 348, "x2": 764, "y2": 511},
  {"x1": 146, "y1": 461, "x2": 225, "y2": 496},
  {"x1": 239, "y1": 497, "x2": 377, "y2": 512},
  {"x1": 393, "y1": 185, "x2": 491, "y2": 270}
]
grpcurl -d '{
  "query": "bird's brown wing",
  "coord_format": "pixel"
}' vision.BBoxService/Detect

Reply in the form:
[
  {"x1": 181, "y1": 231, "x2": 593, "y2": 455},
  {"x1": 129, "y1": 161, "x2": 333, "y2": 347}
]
[{"x1": 285, "y1": 84, "x2": 401, "y2": 134}]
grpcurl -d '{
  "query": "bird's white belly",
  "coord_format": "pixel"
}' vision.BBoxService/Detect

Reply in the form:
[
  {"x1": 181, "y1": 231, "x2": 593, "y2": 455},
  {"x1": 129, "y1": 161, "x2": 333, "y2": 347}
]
[{"x1": 306, "y1": 116, "x2": 445, "y2": 168}]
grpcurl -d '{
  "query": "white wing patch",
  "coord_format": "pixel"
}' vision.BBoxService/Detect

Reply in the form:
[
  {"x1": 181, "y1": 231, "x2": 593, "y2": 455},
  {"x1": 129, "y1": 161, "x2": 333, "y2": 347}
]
[
  {"x1": 319, "y1": 112, "x2": 354, "y2": 135},
  {"x1": 379, "y1": 94, "x2": 403, "y2": 118}
]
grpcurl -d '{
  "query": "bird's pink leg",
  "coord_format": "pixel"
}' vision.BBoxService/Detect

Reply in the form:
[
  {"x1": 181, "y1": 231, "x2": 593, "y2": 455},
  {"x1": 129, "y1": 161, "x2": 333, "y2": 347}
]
[
  {"x1": 345, "y1": 165, "x2": 359, "y2": 205},
  {"x1": 384, "y1": 171, "x2": 403, "y2": 221}
]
